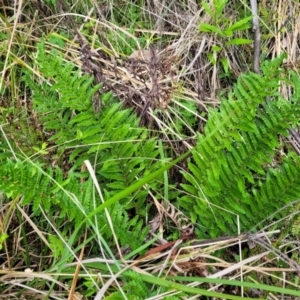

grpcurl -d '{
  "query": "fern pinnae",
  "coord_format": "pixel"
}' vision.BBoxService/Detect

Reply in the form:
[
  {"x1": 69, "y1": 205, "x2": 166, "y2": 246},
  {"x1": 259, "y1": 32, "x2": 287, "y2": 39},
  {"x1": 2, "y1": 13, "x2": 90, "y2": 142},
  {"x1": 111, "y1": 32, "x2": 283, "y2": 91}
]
[
  {"x1": 180, "y1": 55, "x2": 300, "y2": 237},
  {"x1": 1, "y1": 40, "x2": 166, "y2": 253}
]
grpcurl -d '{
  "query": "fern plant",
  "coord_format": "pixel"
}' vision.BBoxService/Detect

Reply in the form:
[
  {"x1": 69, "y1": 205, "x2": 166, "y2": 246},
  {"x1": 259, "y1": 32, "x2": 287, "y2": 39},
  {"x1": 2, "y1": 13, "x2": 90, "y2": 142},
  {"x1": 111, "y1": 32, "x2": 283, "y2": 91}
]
[
  {"x1": 180, "y1": 55, "x2": 300, "y2": 237},
  {"x1": 0, "y1": 40, "x2": 165, "y2": 251}
]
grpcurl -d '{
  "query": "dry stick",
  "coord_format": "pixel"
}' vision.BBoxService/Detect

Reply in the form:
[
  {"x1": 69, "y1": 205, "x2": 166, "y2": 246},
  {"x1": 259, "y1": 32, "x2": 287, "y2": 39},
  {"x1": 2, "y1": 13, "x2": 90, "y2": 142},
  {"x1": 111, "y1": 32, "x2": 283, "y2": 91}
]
[
  {"x1": 0, "y1": 0, "x2": 23, "y2": 92},
  {"x1": 67, "y1": 229, "x2": 87, "y2": 300},
  {"x1": 250, "y1": 0, "x2": 261, "y2": 74},
  {"x1": 288, "y1": 132, "x2": 300, "y2": 156}
]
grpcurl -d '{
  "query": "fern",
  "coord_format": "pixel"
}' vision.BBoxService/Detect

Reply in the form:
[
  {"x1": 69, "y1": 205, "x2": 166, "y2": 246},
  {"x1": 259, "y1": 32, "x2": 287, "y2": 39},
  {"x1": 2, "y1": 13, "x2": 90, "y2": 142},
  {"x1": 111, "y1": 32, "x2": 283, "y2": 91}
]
[
  {"x1": 101, "y1": 202, "x2": 150, "y2": 249},
  {"x1": 4, "y1": 38, "x2": 299, "y2": 248},
  {"x1": 0, "y1": 39, "x2": 164, "y2": 251},
  {"x1": 23, "y1": 42, "x2": 161, "y2": 194},
  {"x1": 0, "y1": 158, "x2": 87, "y2": 221},
  {"x1": 180, "y1": 55, "x2": 300, "y2": 237},
  {"x1": 104, "y1": 270, "x2": 149, "y2": 300}
]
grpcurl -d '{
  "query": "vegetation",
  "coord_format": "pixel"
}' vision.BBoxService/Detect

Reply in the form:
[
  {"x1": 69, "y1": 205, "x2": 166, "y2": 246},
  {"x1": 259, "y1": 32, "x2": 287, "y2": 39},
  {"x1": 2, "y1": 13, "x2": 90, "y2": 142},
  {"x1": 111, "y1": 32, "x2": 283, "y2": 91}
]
[{"x1": 0, "y1": 0, "x2": 300, "y2": 299}]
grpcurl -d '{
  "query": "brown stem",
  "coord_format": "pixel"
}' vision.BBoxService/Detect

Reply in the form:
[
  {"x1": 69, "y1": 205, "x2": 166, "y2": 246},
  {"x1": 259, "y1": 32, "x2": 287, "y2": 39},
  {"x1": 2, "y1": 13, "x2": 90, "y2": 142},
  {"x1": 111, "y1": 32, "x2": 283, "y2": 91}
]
[{"x1": 250, "y1": 0, "x2": 261, "y2": 74}]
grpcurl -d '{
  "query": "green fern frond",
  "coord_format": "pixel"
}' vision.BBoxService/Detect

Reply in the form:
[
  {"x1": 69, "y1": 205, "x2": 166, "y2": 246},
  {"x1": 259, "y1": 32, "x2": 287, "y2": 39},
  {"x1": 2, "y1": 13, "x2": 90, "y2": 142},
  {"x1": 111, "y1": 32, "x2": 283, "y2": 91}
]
[
  {"x1": 180, "y1": 55, "x2": 300, "y2": 237},
  {"x1": 7, "y1": 38, "x2": 165, "y2": 252},
  {"x1": 0, "y1": 158, "x2": 90, "y2": 222},
  {"x1": 103, "y1": 270, "x2": 149, "y2": 299}
]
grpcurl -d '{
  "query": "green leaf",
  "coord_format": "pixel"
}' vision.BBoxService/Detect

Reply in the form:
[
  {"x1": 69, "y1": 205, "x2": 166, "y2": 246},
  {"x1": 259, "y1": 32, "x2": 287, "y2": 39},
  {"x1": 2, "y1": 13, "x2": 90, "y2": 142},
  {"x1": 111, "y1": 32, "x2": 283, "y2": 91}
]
[
  {"x1": 212, "y1": 45, "x2": 222, "y2": 52},
  {"x1": 223, "y1": 29, "x2": 233, "y2": 37},
  {"x1": 181, "y1": 183, "x2": 199, "y2": 195},
  {"x1": 208, "y1": 52, "x2": 217, "y2": 65},
  {"x1": 214, "y1": 0, "x2": 228, "y2": 18},
  {"x1": 220, "y1": 57, "x2": 229, "y2": 74},
  {"x1": 226, "y1": 38, "x2": 253, "y2": 46},
  {"x1": 0, "y1": 233, "x2": 8, "y2": 250},
  {"x1": 227, "y1": 16, "x2": 253, "y2": 32},
  {"x1": 199, "y1": 23, "x2": 224, "y2": 36},
  {"x1": 138, "y1": 272, "x2": 253, "y2": 300},
  {"x1": 201, "y1": 1, "x2": 214, "y2": 17},
  {"x1": 167, "y1": 276, "x2": 300, "y2": 298}
]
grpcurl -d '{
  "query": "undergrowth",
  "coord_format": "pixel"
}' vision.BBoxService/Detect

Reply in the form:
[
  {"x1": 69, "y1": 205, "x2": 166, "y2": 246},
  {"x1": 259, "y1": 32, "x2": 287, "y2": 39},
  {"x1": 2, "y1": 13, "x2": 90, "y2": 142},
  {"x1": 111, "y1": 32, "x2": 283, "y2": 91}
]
[{"x1": 1, "y1": 0, "x2": 300, "y2": 299}]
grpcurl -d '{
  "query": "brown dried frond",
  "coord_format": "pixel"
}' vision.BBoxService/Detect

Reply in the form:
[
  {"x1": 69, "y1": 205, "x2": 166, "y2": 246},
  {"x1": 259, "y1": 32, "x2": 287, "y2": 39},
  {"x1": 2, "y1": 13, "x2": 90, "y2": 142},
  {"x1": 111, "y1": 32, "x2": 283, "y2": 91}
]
[{"x1": 77, "y1": 42, "x2": 178, "y2": 126}]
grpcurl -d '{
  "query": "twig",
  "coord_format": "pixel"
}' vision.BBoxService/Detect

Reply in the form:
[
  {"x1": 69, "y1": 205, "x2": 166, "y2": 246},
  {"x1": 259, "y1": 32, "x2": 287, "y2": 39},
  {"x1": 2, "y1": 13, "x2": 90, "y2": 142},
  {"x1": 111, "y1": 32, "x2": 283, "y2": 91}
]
[
  {"x1": 250, "y1": 0, "x2": 261, "y2": 74},
  {"x1": 288, "y1": 129, "x2": 300, "y2": 155}
]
